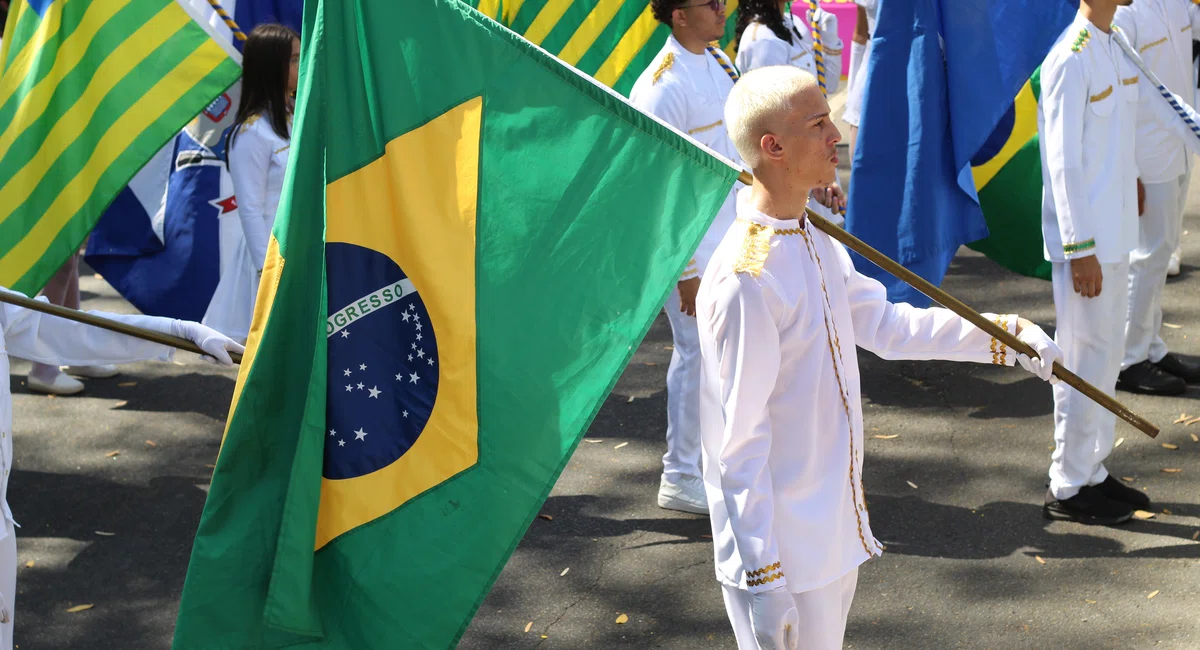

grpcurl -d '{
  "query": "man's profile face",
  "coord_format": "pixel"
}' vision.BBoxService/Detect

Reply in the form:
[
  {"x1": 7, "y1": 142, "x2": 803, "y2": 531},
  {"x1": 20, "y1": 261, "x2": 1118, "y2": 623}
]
[{"x1": 769, "y1": 86, "x2": 841, "y2": 188}]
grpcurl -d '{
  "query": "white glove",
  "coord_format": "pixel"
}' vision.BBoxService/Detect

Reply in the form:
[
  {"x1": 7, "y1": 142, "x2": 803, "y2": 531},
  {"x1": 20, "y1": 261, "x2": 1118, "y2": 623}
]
[
  {"x1": 170, "y1": 320, "x2": 245, "y2": 366},
  {"x1": 750, "y1": 587, "x2": 799, "y2": 650},
  {"x1": 1016, "y1": 324, "x2": 1061, "y2": 383}
]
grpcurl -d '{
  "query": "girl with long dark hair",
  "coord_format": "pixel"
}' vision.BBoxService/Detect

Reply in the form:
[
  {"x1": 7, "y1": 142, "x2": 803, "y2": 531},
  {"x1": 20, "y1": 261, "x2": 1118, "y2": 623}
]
[
  {"x1": 204, "y1": 23, "x2": 299, "y2": 342},
  {"x1": 734, "y1": 0, "x2": 842, "y2": 91}
]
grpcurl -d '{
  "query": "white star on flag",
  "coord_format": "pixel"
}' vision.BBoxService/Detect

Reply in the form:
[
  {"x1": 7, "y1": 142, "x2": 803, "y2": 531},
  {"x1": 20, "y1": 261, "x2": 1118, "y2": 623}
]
[
  {"x1": 344, "y1": 368, "x2": 351, "y2": 376},
  {"x1": 341, "y1": 330, "x2": 350, "y2": 338},
  {"x1": 368, "y1": 386, "x2": 381, "y2": 399},
  {"x1": 409, "y1": 372, "x2": 420, "y2": 384},
  {"x1": 360, "y1": 363, "x2": 367, "y2": 371},
  {"x1": 354, "y1": 428, "x2": 368, "y2": 441}
]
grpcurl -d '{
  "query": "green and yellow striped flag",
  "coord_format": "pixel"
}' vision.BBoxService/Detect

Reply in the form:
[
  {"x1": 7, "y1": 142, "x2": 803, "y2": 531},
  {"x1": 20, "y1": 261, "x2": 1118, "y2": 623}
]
[
  {"x1": 466, "y1": 0, "x2": 742, "y2": 95},
  {"x1": 0, "y1": 0, "x2": 242, "y2": 295}
]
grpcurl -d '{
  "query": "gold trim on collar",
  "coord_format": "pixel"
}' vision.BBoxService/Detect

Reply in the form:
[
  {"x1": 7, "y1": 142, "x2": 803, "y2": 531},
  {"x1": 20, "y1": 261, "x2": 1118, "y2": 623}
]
[{"x1": 1090, "y1": 85, "x2": 1113, "y2": 102}]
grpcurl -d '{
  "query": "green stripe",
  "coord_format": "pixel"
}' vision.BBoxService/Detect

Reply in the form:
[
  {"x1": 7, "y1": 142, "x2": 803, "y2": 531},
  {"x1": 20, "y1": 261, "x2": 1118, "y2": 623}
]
[
  {"x1": 0, "y1": 20, "x2": 211, "y2": 253},
  {"x1": 967, "y1": 140, "x2": 1050, "y2": 280},
  {"x1": 2, "y1": 3, "x2": 43, "y2": 71},
  {"x1": 11, "y1": 56, "x2": 240, "y2": 295},
  {"x1": 572, "y1": 0, "x2": 652, "y2": 77},
  {"x1": 0, "y1": 0, "x2": 95, "y2": 127},
  {"x1": 0, "y1": 0, "x2": 176, "y2": 194},
  {"x1": 612, "y1": 28, "x2": 668, "y2": 96},
  {"x1": 538, "y1": 0, "x2": 597, "y2": 56},
  {"x1": 507, "y1": 0, "x2": 550, "y2": 34}
]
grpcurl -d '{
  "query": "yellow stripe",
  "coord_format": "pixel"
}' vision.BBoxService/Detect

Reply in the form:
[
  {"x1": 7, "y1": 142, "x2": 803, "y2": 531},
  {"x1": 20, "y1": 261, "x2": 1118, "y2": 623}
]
[
  {"x1": 558, "y1": 0, "x2": 622, "y2": 66},
  {"x1": 1138, "y1": 36, "x2": 1167, "y2": 53},
  {"x1": 687, "y1": 119, "x2": 722, "y2": 135},
  {"x1": 0, "y1": 39, "x2": 229, "y2": 282},
  {"x1": 0, "y1": 0, "x2": 70, "y2": 110},
  {"x1": 1122, "y1": 76, "x2": 1138, "y2": 86},
  {"x1": 971, "y1": 79, "x2": 1037, "y2": 190},
  {"x1": 524, "y1": 0, "x2": 572, "y2": 46},
  {"x1": 0, "y1": 4, "x2": 183, "y2": 227},
  {"x1": 1089, "y1": 85, "x2": 1112, "y2": 102},
  {"x1": 0, "y1": 0, "x2": 134, "y2": 156},
  {"x1": 476, "y1": 0, "x2": 501, "y2": 19},
  {"x1": 594, "y1": 5, "x2": 657, "y2": 87},
  {"x1": 502, "y1": 0, "x2": 526, "y2": 24}
]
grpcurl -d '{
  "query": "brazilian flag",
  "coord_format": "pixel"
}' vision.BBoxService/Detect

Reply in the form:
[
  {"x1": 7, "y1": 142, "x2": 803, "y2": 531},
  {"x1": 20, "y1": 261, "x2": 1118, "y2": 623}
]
[
  {"x1": 969, "y1": 70, "x2": 1052, "y2": 280},
  {"x1": 172, "y1": 0, "x2": 738, "y2": 648}
]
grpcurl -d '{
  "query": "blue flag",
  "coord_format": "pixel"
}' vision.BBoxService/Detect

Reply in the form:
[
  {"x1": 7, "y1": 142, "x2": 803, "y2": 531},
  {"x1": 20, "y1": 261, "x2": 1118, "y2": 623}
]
[
  {"x1": 845, "y1": 0, "x2": 1077, "y2": 306},
  {"x1": 85, "y1": 0, "x2": 302, "y2": 322}
]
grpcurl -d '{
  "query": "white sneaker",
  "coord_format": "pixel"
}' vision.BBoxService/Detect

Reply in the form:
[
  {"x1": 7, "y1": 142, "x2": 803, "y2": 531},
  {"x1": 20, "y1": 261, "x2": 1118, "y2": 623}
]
[
  {"x1": 27, "y1": 372, "x2": 84, "y2": 396},
  {"x1": 1167, "y1": 250, "x2": 1181, "y2": 277},
  {"x1": 63, "y1": 364, "x2": 119, "y2": 379},
  {"x1": 657, "y1": 474, "x2": 709, "y2": 514}
]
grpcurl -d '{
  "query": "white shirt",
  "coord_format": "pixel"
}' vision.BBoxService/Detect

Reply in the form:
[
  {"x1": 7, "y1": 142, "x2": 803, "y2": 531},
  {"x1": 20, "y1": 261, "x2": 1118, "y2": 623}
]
[
  {"x1": 229, "y1": 114, "x2": 291, "y2": 272},
  {"x1": 696, "y1": 189, "x2": 1020, "y2": 593},
  {"x1": 629, "y1": 35, "x2": 744, "y2": 280},
  {"x1": 0, "y1": 290, "x2": 176, "y2": 539},
  {"x1": 1114, "y1": 0, "x2": 1200, "y2": 183},
  {"x1": 736, "y1": 10, "x2": 843, "y2": 94},
  {"x1": 1039, "y1": 13, "x2": 1200, "y2": 263}
]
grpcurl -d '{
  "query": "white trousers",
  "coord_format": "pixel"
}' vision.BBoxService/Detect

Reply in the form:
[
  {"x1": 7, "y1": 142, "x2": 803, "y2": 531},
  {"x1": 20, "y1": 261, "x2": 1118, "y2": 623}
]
[
  {"x1": 663, "y1": 288, "x2": 702, "y2": 481},
  {"x1": 0, "y1": 519, "x2": 15, "y2": 650},
  {"x1": 721, "y1": 569, "x2": 859, "y2": 650},
  {"x1": 1050, "y1": 261, "x2": 1129, "y2": 500},
  {"x1": 1124, "y1": 169, "x2": 1189, "y2": 369}
]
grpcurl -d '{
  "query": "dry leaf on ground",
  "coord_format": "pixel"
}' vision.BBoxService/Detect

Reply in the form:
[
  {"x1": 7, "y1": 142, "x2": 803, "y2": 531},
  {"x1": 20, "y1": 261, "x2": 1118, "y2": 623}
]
[
  {"x1": 95, "y1": 531, "x2": 115, "y2": 536},
  {"x1": 560, "y1": 568, "x2": 569, "y2": 577},
  {"x1": 874, "y1": 434, "x2": 900, "y2": 440},
  {"x1": 1175, "y1": 414, "x2": 1191, "y2": 424},
  {"x1": 117, "y1": 381, "x2": 137, "y2": 387},
  {"x1": 1121, "y1": 476, "x2": 1136, "y2": 482},
  {"x1": 1192, "y1": 531, "x2": 1199, "y2": 540},
  {"x1": 1115, "y1": 438, "x2": 1125, "y2": 448},
  {"x1": 1186, "y1": 417, "x2": 1200, "y2": 426},
  {"x1": 906, "y1": 481, "x2": 918, "y2": 489},
  {"x1": 663, "y1": 346, "x2": 674, "y2": 351},
  {"x1": 1162, "y1": 443, "x2": 1179, "y2": 450},
  {"x1": 1134, "y1": 510, "x2": 1156, "y2": 520},
  {"x1": 204, "y1": 464, "x2": 216, "y2": 469},
  {"x1": 144, "y1": 440, "x2": 156, "y2": 447},
  {"x1": 643, "y1": 362, "x2": 658, "y2": 367},
  {"x1": 1035, "y1": 556, "x2": 1046, "y2": 565},
  {"x1": 524, "y1": 622, "x2": 533, "y2": 633},
  {"x1": 626, "y1": 396, "x2": 635, "y2": 403},
  {"x1": 613, "y1": 442, "x2": 628, "y2": 449},
  {"x1": 65, "y1": 604, "x2": 93, "y2": 613},
  {"x1": 110, "y1": 401, "x2": 128, "y2": 409},
  {"x1": 1147, "y1": 590, "x2": 1159, "y2": 599},
  {"x1": 615, "y1": 614, "x2": 629, "y2": 625},
  {"x1": 1191, "y1": 433, "x2": 1199, "y2": 443},
  {"x1": 1162, "y1": 323, "x2": 1183, "y2": 329},
  {"x1": 537, "y1": 514, "x2": 553, "y2": 521},
  {"x1": 583, "y1": 439, "x2": 603, "y2": 444},
  {"x1": 104, "y1": 451, "x2": 119, "y2": 458},
  {"x1": 24, "y1": 561, "x2": 33, "y2": 568},
  {"x1": 1161, "y1": 468, "x2": 1183, "y2": 474},
  {"x1": 1085, "y1": 599, "x2": 1097, "y2": 604}
]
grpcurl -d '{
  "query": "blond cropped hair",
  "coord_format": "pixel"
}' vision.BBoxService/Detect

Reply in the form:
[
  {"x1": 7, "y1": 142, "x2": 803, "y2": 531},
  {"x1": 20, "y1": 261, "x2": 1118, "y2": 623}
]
[{"x1": 724, "y1": 66, "x2": 819, "y2": 168}]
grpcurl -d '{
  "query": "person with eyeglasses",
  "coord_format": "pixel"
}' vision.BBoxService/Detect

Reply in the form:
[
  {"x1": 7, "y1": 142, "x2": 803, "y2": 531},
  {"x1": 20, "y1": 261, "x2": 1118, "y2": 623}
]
[{"x1": 628, "y1": 0, "x2": 745, "y2": 517}]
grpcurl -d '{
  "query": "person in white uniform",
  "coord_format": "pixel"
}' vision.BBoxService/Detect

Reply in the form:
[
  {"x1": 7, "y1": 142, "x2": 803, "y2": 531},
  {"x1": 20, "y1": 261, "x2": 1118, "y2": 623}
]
[
  {"x1": 734, "y1": 0, "x2": 846, "y2": 226},
  {"x1": 842, "y1": 0, "x2": 878, "y2": 163},
  {"x1": 1112, "y1": 0, "x2": 1200, "y2": 396},
  {"x1": 0, "y1": 288, "x2": 242, "y2": 650},
  {"x1": 1039, "y1": 0, "x2": 1200, "y2": 524},
  {"x1": 204, "y1": 24, "x2": 299, "y2": 343},
  {"x1": 698, "y1": 65, "x2": 1061, "y2": 650},
  {"x1": 630, "y1": 0, "x2": 843, "y2": 515}
]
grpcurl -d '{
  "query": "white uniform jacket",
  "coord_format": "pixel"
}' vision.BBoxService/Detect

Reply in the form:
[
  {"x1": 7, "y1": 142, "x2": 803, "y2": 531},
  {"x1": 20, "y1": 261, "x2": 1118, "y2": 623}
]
[
  {"x1": 735, "y1": 9, "x2": 843, "y2": 93},
  {"x1": 630, "y1": 35, "x2": 744, "y2": 281},
  {"x1": 1039, "y1": 13, "x2": 1200, "y2": 263},
  {"x1": 0, "y1": 290, "x2": 176, "y2": 539},
  {"x1": 228, "y1": 113, "x2": 291, "y2": 273},
  {"x1": 696, "y1": 189, "x2": 1020, "y2": 594},
  {"x1": 1115, "y1": 0, "x2": 1200, "y2": 183}
]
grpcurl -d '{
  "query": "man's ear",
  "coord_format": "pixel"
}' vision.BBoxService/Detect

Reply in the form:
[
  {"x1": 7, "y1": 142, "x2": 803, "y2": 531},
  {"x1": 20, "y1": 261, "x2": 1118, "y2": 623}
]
[{"x1": 760, "y1": 133, "x2": 784, "y2": 161}]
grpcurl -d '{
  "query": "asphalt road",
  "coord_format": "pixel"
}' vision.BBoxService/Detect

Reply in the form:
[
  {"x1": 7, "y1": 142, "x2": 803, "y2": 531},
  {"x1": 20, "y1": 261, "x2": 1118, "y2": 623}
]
[{"x1": 8, "y1": 191, "x2": 1200, "y2": 649}]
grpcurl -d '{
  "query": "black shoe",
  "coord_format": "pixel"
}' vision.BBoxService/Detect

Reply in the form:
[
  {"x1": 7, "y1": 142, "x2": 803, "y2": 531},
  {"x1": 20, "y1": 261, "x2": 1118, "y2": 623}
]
[
  {"x1": 1095, "y1": 475, "x2": 1150, "y2": 509},
  {"x1": 1153, "y1": 353, "x2": 1200, "y2": 384},
  {"x1": 1116, "y1": 361, "x2": 1187, "y2": 396},
  {"x1": 1043, "y1": 486, "x2": 1134, "y2": 525}
]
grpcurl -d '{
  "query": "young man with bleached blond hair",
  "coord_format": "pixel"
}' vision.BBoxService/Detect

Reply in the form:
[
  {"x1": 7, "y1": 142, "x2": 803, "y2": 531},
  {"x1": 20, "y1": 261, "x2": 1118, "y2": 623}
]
[{"x1": 695, "y1": 65, "x2": 1062, "y2": 650}]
